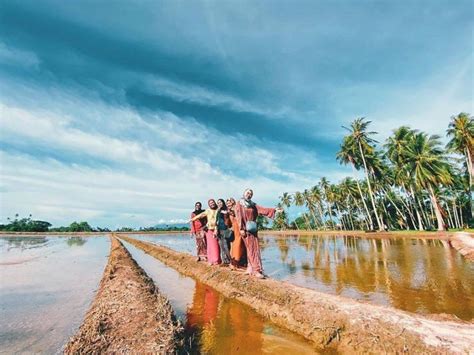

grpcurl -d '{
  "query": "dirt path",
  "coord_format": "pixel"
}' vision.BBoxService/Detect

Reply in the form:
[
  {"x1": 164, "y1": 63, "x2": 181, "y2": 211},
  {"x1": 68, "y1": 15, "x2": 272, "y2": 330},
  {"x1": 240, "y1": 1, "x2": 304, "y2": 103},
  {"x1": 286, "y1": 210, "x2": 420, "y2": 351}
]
[
  {"x1": 451, "y1": 232, "x2": 474, "y2": 261},
  {"x1": 120, "y1": 235, "x2": 474, "y2": 354},
  {"x1": 64, "y1": 237, "x2": 182, "y2": 353}
]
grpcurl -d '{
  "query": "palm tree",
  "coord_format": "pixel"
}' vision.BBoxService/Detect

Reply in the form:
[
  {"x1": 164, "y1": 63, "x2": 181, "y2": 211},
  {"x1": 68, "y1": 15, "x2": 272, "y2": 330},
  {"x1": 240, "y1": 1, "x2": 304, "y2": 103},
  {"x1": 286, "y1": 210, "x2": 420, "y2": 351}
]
[
  {"x1": 406, "y1": 133, "x2": 453, "y2": 231},
  {"x1": 278, "y1": 192, "x2": 293, "y2": 230},
  {"x1": 293, "y1": 191, "x2": 308, "y2": 230},
  {"x1": 337, "y1": 137, "x2": 374, "y2": 230},
  {"x1": 447, "y1": 113, "x2": 473, "y2": 185},
  {"x1": 446, "y1": 112, "x2": 473, "y2": 219},
  {"x1": 342, "y1": 118, "x2": 383, "y2": 231},
  {"x1": 385, "y1": 126, "x2": 426, "y2": 230},
  {"x1": 319, "y1": 178, "x2": 335, "y2": 229},
  {"x1": 310, "y1": 185, "x2": 327, "y2": 230}
]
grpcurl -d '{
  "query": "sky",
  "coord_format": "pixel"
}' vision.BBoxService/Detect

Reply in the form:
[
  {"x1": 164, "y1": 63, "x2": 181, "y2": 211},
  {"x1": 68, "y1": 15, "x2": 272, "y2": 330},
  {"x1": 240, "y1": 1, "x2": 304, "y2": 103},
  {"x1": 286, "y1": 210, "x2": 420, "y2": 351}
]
[{"x1": 0, "y1": 0, "x2": 472, "y2": 228}]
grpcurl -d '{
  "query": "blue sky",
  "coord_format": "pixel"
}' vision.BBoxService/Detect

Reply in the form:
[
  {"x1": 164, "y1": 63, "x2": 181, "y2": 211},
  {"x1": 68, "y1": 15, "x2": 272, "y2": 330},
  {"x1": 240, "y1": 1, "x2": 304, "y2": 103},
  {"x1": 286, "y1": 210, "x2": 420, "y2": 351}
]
[{"x1": 0, "y1": 0, "x2": 472, "y2": 228}]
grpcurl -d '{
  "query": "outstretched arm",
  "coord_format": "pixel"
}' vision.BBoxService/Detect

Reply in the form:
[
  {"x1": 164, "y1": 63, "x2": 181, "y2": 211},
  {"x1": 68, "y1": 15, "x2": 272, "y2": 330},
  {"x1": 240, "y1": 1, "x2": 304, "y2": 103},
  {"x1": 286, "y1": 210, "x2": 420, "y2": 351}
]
[
  {"x1": 256, "y1": 205, "x2": 277, "y2": 219},
  {"x1": 190, "y1": 211, "x2": 207, "y2": 222}
]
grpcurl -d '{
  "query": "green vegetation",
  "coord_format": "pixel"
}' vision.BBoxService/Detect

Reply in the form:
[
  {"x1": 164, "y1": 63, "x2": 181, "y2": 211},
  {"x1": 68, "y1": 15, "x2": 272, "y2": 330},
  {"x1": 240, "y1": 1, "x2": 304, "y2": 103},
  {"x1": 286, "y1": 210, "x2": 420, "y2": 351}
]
[
  {"x1": 279, "y1": 113, "x2": 473, "y2": 232},
  {"x1": 0, "y1": 214, "x2": 51, "y2": 232},
  {"x1": 0, "y1": 215, "x2": 190, "y2": 233}
]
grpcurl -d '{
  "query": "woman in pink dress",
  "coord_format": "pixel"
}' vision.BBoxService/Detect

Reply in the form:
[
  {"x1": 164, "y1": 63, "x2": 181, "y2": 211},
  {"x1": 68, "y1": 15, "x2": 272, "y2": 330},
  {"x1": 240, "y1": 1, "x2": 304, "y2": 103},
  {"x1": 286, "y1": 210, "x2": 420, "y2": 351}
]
[
  {"x1": 191, "y1": 199, "x2": 221, "y2": 265},
  {"x1": 235, "y1": 189, "x2": 282, "y2": 278}
]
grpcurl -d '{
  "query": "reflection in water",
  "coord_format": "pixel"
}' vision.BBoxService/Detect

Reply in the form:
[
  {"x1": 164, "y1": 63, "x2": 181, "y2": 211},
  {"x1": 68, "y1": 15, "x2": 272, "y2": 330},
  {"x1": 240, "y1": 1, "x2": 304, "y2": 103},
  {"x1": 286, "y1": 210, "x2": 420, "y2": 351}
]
[
  {"x1": 66, "y1": 237, "x2": 87, "y2": 247},
  {"x1": 123, "y1": 241, "x2": 315, "y2": 354},
  {"x1": 0, "y1": 236, "x2": 109, "y2": 353},
  {"x1": 133, "y1": 233, "x2": 474, "y2": 320},
  {"x1": 185, "y1": 282, "x2": 265, "y2": 354}
]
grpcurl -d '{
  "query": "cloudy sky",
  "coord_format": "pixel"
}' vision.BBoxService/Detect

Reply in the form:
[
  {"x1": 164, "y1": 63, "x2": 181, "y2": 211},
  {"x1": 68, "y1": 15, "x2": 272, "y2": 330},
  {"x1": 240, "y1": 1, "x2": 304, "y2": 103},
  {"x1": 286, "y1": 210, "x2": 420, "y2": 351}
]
[{"x1": 0, "y1": 0, "x2": 472, "y2": 228}]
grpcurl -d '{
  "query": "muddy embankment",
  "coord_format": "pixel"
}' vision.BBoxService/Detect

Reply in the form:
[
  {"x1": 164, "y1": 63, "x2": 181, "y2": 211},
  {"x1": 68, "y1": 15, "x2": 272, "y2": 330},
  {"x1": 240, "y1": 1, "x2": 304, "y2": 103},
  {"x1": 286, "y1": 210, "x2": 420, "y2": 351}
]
[
  {"x1": 450, "y1": 232, "x2": 474, "y2": 261},
  {"x1": 64, "y1": 237, "x2": 182, "y2": 354},
  {"x1": 121, "y1": 235, "x2": 474, "y2": 354}
]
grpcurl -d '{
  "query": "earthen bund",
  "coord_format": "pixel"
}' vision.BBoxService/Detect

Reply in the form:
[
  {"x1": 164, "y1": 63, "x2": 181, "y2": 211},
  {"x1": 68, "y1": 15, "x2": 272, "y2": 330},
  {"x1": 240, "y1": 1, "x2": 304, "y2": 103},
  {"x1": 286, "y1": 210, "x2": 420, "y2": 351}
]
[
  {"x1": 120, "y1": 235, "x2": 474, "y2": 354},
  {"x1": 64, "y1": 237, "x2": 182, "y2": 353}
]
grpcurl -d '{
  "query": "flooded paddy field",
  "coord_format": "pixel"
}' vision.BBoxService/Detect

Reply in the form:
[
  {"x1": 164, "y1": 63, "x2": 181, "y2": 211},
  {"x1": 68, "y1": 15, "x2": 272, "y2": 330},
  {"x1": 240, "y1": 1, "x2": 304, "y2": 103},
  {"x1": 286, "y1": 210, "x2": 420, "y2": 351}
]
[
  {"x1": 122, "y1": 239, "x2": 316, "y2": 354},
  {"x1": 0, "y1": 236, "x2": 109, "y2": 353},
  {"x1": 1, "y1": 232, "x2": 472, "y2": 353},
  {"x1": 131, "y1": 233, "x2": 474, "y2": 320}
]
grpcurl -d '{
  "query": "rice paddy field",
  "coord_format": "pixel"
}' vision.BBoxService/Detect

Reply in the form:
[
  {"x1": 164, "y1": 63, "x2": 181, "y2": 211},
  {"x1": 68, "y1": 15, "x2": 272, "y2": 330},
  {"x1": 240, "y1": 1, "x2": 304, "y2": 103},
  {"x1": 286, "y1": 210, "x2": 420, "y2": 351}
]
[{"x1": 1, "y1": 233, "x2": 473, "y2": 353}]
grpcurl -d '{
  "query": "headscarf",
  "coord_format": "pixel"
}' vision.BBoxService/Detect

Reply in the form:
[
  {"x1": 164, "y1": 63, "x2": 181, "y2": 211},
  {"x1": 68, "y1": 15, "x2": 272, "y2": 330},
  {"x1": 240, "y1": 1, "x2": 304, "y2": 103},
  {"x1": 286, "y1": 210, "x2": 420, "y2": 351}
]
[
  {"x1": 240, "y1": 188, "x2": 256, "y2": 208},
  {"x1": 193, "y1": 202, "x2": 205, "y2": 216}
]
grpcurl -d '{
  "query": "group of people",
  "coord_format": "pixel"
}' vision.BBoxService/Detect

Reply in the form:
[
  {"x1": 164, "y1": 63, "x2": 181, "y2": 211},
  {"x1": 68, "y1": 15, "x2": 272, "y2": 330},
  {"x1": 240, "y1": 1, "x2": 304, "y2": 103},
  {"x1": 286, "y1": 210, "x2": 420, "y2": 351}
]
[{"x1": 189, "y1": 188, "x2": 281, "y2": 279}]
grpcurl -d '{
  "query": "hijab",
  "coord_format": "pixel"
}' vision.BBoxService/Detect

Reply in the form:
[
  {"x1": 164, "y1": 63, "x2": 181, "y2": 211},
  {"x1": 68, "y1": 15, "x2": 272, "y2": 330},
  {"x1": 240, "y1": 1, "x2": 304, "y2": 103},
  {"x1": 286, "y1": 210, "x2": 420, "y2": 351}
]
[
  {"x1": 240, "y1": 189, "x2": 256, "y2": 208},
  {"x1": 193, "y1": 202, "x2": 205, "y2": 216}
]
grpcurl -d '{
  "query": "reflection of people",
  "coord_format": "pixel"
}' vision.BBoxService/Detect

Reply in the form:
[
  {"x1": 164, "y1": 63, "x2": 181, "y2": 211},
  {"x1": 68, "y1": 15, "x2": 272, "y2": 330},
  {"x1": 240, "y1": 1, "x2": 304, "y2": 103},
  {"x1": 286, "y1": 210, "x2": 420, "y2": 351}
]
[
  {"x1": 216, "y1": 199, "x2": 232, "y2": 265},
  {"x1": 185, "y1": 282, "x2": 220, "y2": 352},
  {"x1": 227, "y1": 198, "x2": 247, "y2": 269},
  {"x1": 236, "y1": 189, "x2": 282, "y2": 278},
  {"x1": 190, "y1": 202, "x2": 207, "y2": 262},
  {"x1": 191, "y1": 199, "x2": 221, "y2": 265}
]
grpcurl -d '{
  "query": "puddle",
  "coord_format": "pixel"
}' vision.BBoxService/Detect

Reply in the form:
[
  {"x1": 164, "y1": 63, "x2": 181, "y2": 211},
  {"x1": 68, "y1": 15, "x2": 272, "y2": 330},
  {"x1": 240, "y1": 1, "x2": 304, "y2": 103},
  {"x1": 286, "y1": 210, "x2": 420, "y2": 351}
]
[
  {"x1": 122, "y1": 240, "x2": 316, "y2": 354},
  {"x1": 0, "y1": 236, "x2": 110, "y2": 353},
  {"x1": 131, "y1": 233, "x2": 474, "y2": 320}
]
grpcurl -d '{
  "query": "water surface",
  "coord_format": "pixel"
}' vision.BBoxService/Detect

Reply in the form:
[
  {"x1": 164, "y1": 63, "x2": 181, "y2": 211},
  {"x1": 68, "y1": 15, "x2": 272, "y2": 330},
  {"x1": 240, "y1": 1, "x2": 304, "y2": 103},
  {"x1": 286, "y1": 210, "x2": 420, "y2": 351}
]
[
  {"x1": 131, "y1": 233, "x2": 474, "y2": 320},
  {"x1": 0, "y1": 236, "x2": 110, "y2": 353},
  {"x1": 123, "y1": 240, "x2": 316, "y2": 354}
]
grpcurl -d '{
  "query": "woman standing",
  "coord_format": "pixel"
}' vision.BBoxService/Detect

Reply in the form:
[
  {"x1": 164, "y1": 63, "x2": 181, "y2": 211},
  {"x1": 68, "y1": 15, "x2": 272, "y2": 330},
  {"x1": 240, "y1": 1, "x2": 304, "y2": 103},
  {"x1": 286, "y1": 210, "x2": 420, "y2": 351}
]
[
  {"x1": 191, "y1": 199, "x2": 221, "y2": 265},
  {"x1": 227, "y1": 198, "x2": 247, "y2": 269},
  {"x1": 190, "y1": 202, "x2": 207, "y2": 262},
  {"x1": 235, "y1": 189, "x2": 281, "y2": 278},
  {"x1": 216, "y1": 199, "x2": 233, "y2": 265}
]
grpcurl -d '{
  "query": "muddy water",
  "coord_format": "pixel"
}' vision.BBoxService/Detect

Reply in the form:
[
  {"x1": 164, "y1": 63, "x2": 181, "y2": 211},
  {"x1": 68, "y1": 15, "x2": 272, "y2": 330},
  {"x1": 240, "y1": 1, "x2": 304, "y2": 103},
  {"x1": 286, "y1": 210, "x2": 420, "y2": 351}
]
[
  {"x1": 131, "y1": 233, "x2": 474, "y2": 320},
  {"x1": 0, "y1": 236, "x2": 109, "y2": 353},
  {"x1": 122, "y1": 240, "x2": 316, "y2": 354}
]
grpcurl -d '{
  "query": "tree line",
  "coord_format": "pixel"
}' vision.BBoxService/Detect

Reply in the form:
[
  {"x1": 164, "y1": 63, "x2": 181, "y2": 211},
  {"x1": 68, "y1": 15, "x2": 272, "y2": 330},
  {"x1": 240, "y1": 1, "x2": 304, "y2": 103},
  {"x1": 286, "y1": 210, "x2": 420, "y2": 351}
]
[
  {"x1": 0, "y1": 215, "x2": 190, "y2": 232},
  {"x1": 277, "y1": 113, "x2": 473, "y2": 232}
]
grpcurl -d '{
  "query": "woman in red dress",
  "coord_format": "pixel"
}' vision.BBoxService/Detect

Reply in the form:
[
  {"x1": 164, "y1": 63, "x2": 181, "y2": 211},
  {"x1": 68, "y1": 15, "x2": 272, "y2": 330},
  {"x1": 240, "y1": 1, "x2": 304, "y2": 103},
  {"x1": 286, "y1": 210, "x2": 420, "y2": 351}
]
[
  {"x1": 235, "y1": 189, "x2": 281, "y2": 278},
  {"x1": 190, "y1": 202, "x2": 207, "y2": 261}
]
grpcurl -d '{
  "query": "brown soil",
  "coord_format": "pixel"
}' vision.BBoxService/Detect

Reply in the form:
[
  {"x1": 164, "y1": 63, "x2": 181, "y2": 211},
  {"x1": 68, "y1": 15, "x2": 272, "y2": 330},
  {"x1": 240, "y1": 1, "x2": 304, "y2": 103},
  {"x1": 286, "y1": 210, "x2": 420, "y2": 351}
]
[
  {"x1": 121, "y1": 235, "x2": 474, "y2": 354},
  {"x1": 64, "y1": 237, "x2": 182, "y2": 354},
  {"x1": 450, "y1": 232, "x2": 474, "y2": 261}
]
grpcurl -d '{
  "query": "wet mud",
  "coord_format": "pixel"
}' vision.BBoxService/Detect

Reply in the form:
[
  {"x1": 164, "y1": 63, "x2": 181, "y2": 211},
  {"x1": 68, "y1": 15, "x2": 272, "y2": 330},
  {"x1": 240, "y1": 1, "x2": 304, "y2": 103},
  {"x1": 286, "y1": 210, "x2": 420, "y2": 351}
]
[
  {"x1": 64, "y1": 237, "x2": 182, "y2": 353},
  {"x1": 451, "y1": 232, "x2": 474, "y2": 261},
  {"x1": 121, "y1": 235, "x2": 474, "y2": 354}
]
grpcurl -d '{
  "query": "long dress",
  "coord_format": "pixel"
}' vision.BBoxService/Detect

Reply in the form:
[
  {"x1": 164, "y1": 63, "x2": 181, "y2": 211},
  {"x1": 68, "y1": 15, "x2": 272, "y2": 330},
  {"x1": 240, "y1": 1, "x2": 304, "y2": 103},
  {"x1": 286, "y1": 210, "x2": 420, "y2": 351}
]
[
  {"x1": 235, "y1": 202, "x2": 275, "y2": 273},
  {"x1": 229, "y1": 213, "x2": 247, "y2": 267},
  {"x1": 192, "y1": 208, "x2": 221, "y2": 265},
  {"x1": 190, "y1": 211, "x2": 207, "y2": 260}
]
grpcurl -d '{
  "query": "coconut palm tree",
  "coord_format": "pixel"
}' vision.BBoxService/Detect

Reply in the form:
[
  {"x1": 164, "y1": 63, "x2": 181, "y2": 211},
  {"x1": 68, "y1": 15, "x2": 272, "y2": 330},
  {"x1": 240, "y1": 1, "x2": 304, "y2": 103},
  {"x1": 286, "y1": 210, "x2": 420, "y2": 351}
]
[
  {"x1": 319, "y1": 177, "x2": 335, "y2": 229},
  {"x1": 337, "y1": 137, "x2": 374, "y2": 230},
  {"x1": 406, "y1": 132, "x2": 453, "y2": 231},
  {"x1": 310, "y1": 185, "x2": 327, "y2": 230},
  {"x1": 342, "y1": 118, "x2": 384, "y2": 231},
  {"x1": 293, "y1": 191, "x2": 308, "y2": 230},
  {"x1": 446, "y1": 112, "x2": 473, "y2": 185}
]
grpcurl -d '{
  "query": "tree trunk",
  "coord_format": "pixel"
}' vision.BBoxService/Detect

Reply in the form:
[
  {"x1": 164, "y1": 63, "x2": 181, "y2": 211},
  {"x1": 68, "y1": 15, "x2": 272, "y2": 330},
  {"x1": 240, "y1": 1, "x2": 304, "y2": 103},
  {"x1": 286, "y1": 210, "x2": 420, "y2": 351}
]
[
  {"x1": 428, "y1": 185, "x2": 446, "y2": 231},
  {"x1": 358, "y1": 141, "x2": 383, "y2": 231},
  {"x1": 409, "y1": 186, "x2": 424, "y2": 230},
  {"x1": 446, "y1": 202, "x2": 455, "y2": 229},
  {"x1": 453, "y1": 200, "x2": 461, "y2": 228},
  {"x1": 352, "y1": 163, "x2": 374, "y2": 230}
]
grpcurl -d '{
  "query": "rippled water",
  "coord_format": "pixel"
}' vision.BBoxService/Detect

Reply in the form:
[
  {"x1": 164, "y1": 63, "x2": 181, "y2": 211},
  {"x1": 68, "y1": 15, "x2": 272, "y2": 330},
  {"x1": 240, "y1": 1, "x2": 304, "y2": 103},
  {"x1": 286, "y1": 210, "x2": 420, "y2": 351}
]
[
  {"x1": 0, "y1": 236, "x2": 109, "y2": 353},
  {"x1": 123, "y1": 240, "x2": 316, "y2": 354},
  {"x1": 131, "y1": 233, "x2": 474, "y2": 320}
]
